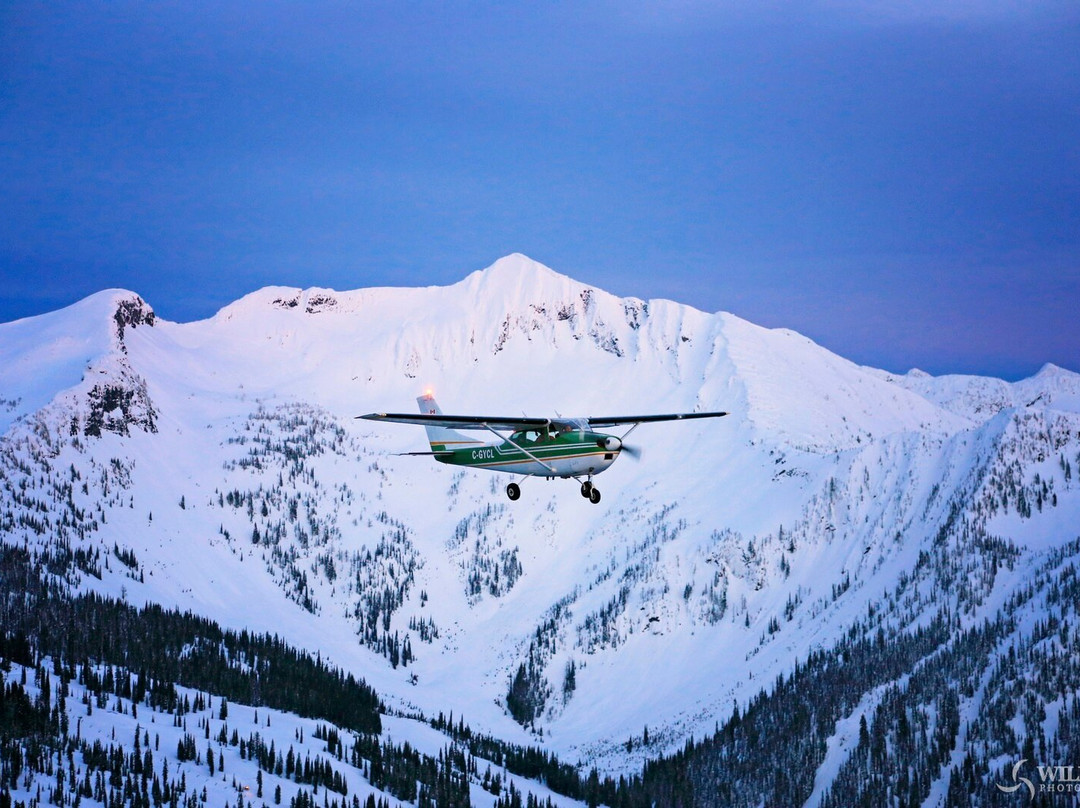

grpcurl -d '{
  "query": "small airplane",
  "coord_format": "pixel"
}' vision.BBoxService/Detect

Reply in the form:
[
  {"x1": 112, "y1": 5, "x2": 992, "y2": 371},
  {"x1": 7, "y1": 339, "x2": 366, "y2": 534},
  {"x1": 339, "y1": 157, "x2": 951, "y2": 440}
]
[{"x1": 358, "y1": 392, "x2": 727, "y2": 503}]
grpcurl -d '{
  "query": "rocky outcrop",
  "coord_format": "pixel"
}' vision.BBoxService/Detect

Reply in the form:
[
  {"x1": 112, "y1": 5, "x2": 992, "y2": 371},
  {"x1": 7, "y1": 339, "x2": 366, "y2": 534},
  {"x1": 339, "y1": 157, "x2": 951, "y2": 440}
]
[
  {"x1": 112, "y1": 295, "x2": 156, "y2": 350},
  {"x1": 82, "y1": 365, "x2": 158, "y2": 437}
]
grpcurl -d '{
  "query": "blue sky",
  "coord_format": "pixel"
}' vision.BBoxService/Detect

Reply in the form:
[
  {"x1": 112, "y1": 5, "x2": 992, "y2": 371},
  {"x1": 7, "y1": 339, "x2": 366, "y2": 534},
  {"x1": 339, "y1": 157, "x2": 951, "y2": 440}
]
[{"x1": 2, "y1": 1, "x2": 1077, "y2": 379}]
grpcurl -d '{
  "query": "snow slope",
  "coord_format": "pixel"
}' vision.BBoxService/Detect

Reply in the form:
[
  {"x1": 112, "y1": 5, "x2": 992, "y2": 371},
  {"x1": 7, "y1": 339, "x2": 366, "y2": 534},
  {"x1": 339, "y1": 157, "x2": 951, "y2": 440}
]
[{"x1": 3, "y1": 253, "x2": 1079, "y2": 792}]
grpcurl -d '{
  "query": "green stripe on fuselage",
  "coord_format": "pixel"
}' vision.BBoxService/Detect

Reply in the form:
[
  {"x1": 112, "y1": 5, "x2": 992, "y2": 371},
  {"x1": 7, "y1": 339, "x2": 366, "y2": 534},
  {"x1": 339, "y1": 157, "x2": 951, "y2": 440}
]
[{"x1": 437, "y1": 430, "x2": 608, "y2": 468}]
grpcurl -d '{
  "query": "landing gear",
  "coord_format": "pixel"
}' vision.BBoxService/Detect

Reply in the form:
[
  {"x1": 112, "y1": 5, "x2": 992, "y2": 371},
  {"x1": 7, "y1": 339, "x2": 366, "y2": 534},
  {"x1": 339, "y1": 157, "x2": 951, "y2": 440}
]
[
  {"x1": 506, "y1": 482, "x2": 521, "y2": 501},
  {"x1": 580, "y1": 480, "x2": 601, "y2": 504}
]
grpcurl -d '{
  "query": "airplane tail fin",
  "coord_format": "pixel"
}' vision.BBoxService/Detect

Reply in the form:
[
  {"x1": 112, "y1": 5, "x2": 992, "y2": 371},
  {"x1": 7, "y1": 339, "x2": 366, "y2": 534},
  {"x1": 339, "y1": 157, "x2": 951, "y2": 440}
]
[{"x1": 417, "y1": 393, "x2": 478, "y2": 451}]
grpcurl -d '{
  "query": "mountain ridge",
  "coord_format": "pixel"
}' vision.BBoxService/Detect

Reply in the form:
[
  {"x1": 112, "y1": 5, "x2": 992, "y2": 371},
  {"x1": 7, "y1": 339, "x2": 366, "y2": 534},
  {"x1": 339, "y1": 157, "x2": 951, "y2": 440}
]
[
  {"x1": 2, "y1": 254, "x2": 1080, "y2": 804},
  {"x1": 9, "y1": 253, "x2": 1072, "y2": 445}
]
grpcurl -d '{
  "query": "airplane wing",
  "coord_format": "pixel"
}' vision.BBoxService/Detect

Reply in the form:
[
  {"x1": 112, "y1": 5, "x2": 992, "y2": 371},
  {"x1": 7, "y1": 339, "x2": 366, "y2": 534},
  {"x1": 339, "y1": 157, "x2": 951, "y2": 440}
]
[
  {"x1": 357, "y1": 412, "x2": 553, "y2": 431},
  {"x1": 359, "y1": 411, "x2": 728, "y2": 430},
  {"x1": 585, "y1": 411, "x2": 728, "y2": 427}
]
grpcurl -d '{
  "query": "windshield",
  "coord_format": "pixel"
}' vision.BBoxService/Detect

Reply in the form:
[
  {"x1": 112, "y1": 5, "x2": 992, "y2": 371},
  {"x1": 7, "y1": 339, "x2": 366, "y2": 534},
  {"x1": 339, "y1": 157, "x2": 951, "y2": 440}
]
[{"x1": 558, "y1": 419, "x2": 589, "y2": 434}]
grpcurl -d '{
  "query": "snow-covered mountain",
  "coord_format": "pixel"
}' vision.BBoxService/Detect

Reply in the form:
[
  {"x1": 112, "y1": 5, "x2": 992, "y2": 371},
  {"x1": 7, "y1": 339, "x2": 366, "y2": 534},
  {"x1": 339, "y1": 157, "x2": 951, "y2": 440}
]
[{"x1": 3, "y1": 253, "x2": 1080, "y2": 806}]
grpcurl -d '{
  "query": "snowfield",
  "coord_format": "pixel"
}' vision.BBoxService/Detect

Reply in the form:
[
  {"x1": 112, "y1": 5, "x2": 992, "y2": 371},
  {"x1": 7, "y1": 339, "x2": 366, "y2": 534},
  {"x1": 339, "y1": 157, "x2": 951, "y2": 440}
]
[{"x1": 3, "y1": 253, "x2": 1079, "y2": 806}]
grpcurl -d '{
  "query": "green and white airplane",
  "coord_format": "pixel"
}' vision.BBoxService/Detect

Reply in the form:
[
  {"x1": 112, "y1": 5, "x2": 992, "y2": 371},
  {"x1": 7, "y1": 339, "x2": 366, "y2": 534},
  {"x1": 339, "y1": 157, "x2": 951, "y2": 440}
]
[{"x1": 359, "y1": 392, "x2": 727, "y2": 503}]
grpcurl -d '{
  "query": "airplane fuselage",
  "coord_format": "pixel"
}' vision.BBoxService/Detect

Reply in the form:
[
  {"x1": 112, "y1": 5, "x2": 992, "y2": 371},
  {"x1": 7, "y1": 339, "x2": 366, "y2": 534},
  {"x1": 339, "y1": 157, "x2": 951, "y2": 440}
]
[{"x1": 433, "y1": 429, "x2": 620, "y2": 479}]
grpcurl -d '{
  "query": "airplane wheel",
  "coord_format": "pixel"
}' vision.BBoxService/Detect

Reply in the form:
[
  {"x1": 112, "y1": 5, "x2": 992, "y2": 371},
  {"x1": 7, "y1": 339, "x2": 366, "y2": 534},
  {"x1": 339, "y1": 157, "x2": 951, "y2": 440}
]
[
  {"x1": 506, "y1": 483, "x2": 521, "y2": 501},
  {"x1": 581, "y1": 481, "x2": 593, "y2": 498},
  {"x1": 589, "y1": 487, "x2": 601, "y2": 504}
]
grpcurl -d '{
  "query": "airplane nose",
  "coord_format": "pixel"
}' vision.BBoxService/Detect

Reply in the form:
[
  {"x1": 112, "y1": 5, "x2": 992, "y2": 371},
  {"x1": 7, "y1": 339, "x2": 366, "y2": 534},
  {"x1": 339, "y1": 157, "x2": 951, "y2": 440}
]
[{"x1": 600, "y1": 436, "x2": 622, "y2": 451}]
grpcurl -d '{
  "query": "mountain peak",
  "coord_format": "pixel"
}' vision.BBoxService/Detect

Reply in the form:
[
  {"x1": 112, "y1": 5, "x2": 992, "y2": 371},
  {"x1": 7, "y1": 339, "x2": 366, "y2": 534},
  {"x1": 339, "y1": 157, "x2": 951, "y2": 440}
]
[
  {"x1": 460, "y1": 254, "x2": 584, "y2": 302},
  {"x1": 476, "y1": 253, "x2": 565, "y2": 280},
  {"x1": 0, "y1": 288, "x2": 153, "y2": 347},
  {"x1": 1032, "y1": 362, "x2": 1072, "y2": 380},
  {"x1": 1013, "y1": 361, "x2": 1080, "y2": 413},
  {"x1": 0, "y1": 289, "x2": 155, "y2": 432}
]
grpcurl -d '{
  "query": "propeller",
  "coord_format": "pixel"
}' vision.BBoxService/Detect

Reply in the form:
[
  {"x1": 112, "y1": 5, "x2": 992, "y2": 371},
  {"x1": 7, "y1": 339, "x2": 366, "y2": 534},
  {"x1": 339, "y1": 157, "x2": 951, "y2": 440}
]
[{"x1": 598, "y1": 435, "x2": 643, "y2": 461}]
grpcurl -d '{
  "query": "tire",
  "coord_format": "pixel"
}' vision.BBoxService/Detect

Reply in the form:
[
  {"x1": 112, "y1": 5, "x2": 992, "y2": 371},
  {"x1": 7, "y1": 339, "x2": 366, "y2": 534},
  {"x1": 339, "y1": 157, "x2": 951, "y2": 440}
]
[
  {"x1": 589, "y1": 487, "x2": 601, "y2": 504},
  {"x1": 581, "y1": 481, "x2": 593, "y2": 498},
  {"x1": 506, "y1": 483, "x2": 521, "y2": 501}
]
